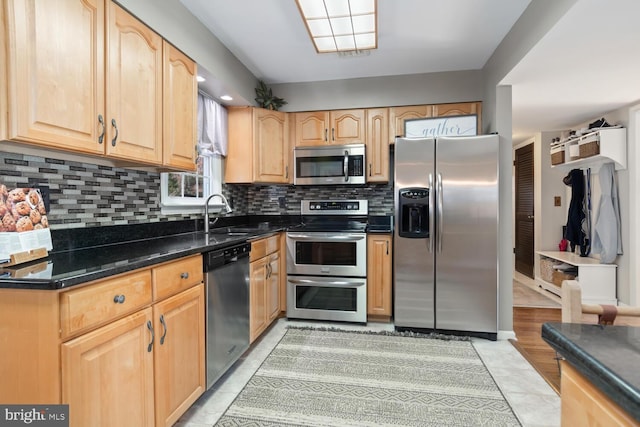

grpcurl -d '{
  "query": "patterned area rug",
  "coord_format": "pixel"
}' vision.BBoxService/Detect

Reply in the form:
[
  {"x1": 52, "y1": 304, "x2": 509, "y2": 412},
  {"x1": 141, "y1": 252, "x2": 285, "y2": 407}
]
[{"x1": 215, "y1": 328, "x2": 521, "y2": 426}]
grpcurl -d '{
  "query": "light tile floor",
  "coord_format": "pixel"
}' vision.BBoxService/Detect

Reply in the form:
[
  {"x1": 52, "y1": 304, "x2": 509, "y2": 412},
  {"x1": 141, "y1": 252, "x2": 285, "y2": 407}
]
[{"x1": 175, "y1": 319, "x2": 560, "y2": 427}]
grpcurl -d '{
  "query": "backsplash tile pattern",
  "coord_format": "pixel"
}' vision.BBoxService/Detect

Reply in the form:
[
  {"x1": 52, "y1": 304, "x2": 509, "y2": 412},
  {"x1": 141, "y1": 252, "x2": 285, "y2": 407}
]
[{"x1": 1, "y1": 151, "x2": 393, "y2": 230}]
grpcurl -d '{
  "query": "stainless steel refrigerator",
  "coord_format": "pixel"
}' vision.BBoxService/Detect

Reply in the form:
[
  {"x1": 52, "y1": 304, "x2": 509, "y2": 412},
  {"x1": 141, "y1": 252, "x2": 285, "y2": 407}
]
[{"x1": 394, "y1": 135, "x2": 499, "y2": 340}]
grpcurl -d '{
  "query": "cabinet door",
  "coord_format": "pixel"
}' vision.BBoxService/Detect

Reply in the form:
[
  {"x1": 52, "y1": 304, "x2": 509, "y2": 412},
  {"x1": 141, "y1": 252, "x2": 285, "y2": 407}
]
[
  {"x1": 255, "y1": 109, "x2": 289, "y2": 183},
  {"x1": 106, "y1": 2, "x2": 163, "y2": 165},
  {"x1": 330, "y1": 109, "x2": 365, "y2": 145},
  {"x1": 389, "y1": 105, "x2": 431, "y2": 144},
  {"x1": 367, "y1": 234, "x2": 393, "y2": 317},
  {"x1": 249, "y1": 257, "x2": 268, "y2": 343},
  {"x1": 153, "y1": 284, "x2": 205, "y2": 427},
  {"x1": 267, "y1": 252, "x2": 280, "y2": 322},
  {"x1": 365, "y1": 108, "x2": 389, "y2": 183},
  {"x1": 163, "y1": 41, "x2": 197, "y2": 171},
  {"x1": 5, "y1": 0, "x2": 105, "y2": 153},
  {"x1": 433, "y1": 102, "x2": 482, "y2": 134},
  {"x1": 62, "y1": 308, "x2": 155, "y2": 427},
  {"x1": 295, "y1": 111, "x2": 329, "y2": 146}
]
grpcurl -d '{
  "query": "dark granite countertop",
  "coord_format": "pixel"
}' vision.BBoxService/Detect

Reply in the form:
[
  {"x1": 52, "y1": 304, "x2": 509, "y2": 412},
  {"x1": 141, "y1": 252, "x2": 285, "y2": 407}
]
[
  {"x1": 0, "y1": 226, "x2": 284, "y2": 290},
  {"x1": 542, "y1": 322, "x2": 640, "y2": 421}
]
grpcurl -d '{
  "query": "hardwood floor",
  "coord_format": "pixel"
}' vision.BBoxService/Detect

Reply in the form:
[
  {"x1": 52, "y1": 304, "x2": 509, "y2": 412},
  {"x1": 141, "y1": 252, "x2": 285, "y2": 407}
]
[{"x1": 511, "y1": 306, "x2": 563, "y2": 394}]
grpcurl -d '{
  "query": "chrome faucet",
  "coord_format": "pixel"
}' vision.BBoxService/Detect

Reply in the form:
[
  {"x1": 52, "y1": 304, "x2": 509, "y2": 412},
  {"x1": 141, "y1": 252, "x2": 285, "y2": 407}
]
[{"x1": 204, "y1": 193, "x2": 233, "y2": 233}]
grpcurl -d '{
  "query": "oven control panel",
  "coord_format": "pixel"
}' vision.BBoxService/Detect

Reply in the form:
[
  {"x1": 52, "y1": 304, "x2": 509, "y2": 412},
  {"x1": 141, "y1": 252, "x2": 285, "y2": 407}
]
[{"x1": 301, "y1": 200, "x2": 368, "y2": 215}]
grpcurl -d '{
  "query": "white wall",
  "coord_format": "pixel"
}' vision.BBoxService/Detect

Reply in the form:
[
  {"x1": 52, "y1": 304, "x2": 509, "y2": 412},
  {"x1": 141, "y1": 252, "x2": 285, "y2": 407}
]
[{"x1": 271, "y1": 70, "x2": 483, "y2": 112}]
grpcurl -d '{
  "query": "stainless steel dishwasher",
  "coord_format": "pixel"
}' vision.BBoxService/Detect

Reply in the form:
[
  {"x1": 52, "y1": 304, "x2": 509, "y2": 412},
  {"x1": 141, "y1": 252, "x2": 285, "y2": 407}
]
[{"x1": 204, "y1": 242, "x2": 251, "y2": 389}]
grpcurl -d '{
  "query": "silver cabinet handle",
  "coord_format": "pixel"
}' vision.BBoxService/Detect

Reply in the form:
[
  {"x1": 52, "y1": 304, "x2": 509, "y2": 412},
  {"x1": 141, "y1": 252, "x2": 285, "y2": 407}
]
[
  {"x1": 386, "y1": 240, "x2": 389, "y2": 255},
  {"x1": 180, "y1": 272, "x2": 189, "y2": 279},
  {"x1": 98, "y1": 114, "x2": 105, "y2": 144},
  {"x1": 285, "y1": 165, "x2": 289, "y2": 179},
  {"x1": 159, "y1": 314, "x2": 167, "y2": 345},
  {"x1": 344, "y1": 150, "x2": 349, "y2": 182},
  {"x1": 113, "y1": 294, "x2": 125, "y2": 304},
  {"x1": 324, "y1": 128, "x2": 328, "y2": 141},
  {"x1": 111, "y1": 119, "x2": 119, "y2": 147},
  {"x1": 437, "y1": 172, "x2": 443, "y2": 253},
  {"x1": 332, "y1": 127, "x2": 335, "y2": 141},
  {"x1": 147, "y1": 320, "x2": 154, "y2": 352}
]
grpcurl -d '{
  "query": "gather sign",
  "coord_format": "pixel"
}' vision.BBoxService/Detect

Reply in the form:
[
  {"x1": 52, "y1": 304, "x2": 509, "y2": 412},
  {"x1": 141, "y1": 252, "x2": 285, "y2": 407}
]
[{"x1": 405, "y1": 115, "x2": 478, "y2": 138}]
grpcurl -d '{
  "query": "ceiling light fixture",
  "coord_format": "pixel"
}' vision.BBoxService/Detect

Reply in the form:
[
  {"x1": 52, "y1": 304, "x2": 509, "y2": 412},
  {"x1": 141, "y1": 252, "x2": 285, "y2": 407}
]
[
  {"x1": 295, "y1": 0, "x2": 377, "y2": 54},
  {"x1": 196, "y1": 75, "x2": 206, "y2": 82},
  {"x1": 220, "y1": 95, "x2": 233, "y2": 101}
]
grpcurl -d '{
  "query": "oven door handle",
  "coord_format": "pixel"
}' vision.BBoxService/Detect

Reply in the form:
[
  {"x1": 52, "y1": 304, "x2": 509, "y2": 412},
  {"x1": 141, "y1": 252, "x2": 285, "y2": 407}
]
[
  {"x1": 287, "y1": 233, "x2": 365, "y2": 242},
  {"x1": 288, "y1": 278, "x2": 366, "y2": 287}
]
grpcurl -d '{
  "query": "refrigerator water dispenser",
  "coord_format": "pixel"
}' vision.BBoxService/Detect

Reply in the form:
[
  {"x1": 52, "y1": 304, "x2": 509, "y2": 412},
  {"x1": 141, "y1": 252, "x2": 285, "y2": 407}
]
[{"x1": 398, "y1": 188, "x2": 429, "y2": 238}]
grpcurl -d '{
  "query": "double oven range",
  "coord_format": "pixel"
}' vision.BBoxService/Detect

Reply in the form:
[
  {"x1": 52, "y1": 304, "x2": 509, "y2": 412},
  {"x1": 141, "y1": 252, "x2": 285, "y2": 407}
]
[{"x1": 286, "y1": 200, "x2": 368, "y2": 324}]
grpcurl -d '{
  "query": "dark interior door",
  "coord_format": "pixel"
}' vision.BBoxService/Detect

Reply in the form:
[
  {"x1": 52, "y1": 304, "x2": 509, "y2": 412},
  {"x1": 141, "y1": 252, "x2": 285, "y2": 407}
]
[{"x1": 515, "y1": 144, "x2": 534, "y2": 278}]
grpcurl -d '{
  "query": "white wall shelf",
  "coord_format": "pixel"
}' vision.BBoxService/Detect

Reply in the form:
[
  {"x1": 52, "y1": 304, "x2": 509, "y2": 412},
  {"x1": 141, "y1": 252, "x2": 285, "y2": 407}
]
[
  {"x1": 550, "y1": 127, "x2": 626, "y2": 172},
  {"x1": 536, "y1": 251, "x2": 617, "y2": 305}
]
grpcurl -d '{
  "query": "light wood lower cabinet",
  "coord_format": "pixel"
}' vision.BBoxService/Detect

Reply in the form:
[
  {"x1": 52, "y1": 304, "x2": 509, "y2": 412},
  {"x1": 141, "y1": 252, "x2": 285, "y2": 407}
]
[
  {"x1": 153, "y1": 284, "x2": 205, "y2": 427},
  {"x1": 561, "y1": 361, "x2": 638, "y2": 426},
  {"x1": 367, "y1": 234, "x2": 393, "y2": 320},
  {"x1": 62, "y1": 308, "x2": 156, "y2": 427},
  {"x1": 0, "y1": 254, "x2": 205, "y2": 427},
  {"x1": 249, "y1": 234, "x2": 282, "y2": 342}
]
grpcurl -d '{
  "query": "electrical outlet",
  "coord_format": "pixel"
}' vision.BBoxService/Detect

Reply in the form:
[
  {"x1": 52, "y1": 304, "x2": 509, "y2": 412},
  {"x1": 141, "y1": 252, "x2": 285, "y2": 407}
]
[
  {"x1": 554, "y1": 196, "x2": 561, "y2": 207},
  {"x1": 278, "y1": 196, "x2": 286, "y2": 208}
]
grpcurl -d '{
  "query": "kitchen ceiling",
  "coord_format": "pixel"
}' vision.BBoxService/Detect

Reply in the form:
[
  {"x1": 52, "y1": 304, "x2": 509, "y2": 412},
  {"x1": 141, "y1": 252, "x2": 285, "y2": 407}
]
[{"x1": 180, "y1": 0, "x2": 640, "y2": 144}]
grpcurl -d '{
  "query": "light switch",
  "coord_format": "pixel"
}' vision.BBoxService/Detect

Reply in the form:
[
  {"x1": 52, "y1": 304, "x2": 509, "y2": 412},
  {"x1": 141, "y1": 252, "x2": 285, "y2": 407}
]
[{"x1": 554, "y1": 196, "x2": 561, "y2": 207}]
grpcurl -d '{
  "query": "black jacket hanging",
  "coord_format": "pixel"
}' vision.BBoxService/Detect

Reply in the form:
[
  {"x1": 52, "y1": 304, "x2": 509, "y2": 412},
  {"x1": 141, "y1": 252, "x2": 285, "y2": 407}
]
[{"x1": 563, "y1": 169, "x2": 586, "y2": 252}]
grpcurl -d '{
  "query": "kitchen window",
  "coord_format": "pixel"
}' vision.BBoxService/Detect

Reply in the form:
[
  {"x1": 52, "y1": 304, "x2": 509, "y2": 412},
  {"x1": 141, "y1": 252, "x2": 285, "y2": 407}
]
[
  {"x1": 160, "y1": 154, "x2": 223, "y2": 214},
  {"x1": 161, "y1": 92, "x2": 227, "y2": 214}
]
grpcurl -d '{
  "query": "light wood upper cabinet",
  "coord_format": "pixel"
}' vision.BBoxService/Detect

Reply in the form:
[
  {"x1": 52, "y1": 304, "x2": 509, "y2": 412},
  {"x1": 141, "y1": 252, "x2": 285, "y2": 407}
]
[
  {"x1": 389, "y1": 105, "x2": 432, "y2": 144},
  {"x1": 433, "y1": 102, "x2": 482, "y2": 134},
  {"x1": 162, "y1": 41, "x2": 197, "y2": 171},
  {"x1": 294, "y1": 111, "x2": 329, "y2": 146},
  {"x1": 294, "y1": 109, "x2": 365, "y2": 146},
  {"x1": 367, "y1": 234, "x2": 393, "y2": 319},
  {"x1": 365, "y1": 108, "x2": 389, "y2": 183},
  {"x1": 226, "y1": 106, "x2": 289, "y2": 184},
  {"x1": 5, "y1": 0, "x2": 106, "y2": 153},
  {"x1": 389, "y1": 102, "x2": 482, "y2": 143},
  {"x1": 62, "y1": 308, "x2": 155, "y2": 427},
  {"x1": 4, "y1": 0, "x2": 197, "y2": 170},
  {"x1": 106, "y1": 2, "x2": 163, "y2": 164},
  {"x1": 331, "y1": 109, "x2": 366, "y2": 145},
  {"x1": 153, "y1": 284, "x2": 205, "y2": 427}
]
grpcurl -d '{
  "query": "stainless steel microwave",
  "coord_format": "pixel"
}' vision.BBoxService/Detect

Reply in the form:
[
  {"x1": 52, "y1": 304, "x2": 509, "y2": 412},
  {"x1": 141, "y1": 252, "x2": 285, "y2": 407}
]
[{"x1": 294, "y1": 144, "x2": 366, "y2": 185}]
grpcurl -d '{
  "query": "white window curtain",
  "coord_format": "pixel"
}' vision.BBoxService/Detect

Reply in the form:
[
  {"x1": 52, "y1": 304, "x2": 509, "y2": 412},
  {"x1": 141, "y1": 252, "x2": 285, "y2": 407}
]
[{"x1": 197, "y1": 93, "x2": 228, "y2": 157}]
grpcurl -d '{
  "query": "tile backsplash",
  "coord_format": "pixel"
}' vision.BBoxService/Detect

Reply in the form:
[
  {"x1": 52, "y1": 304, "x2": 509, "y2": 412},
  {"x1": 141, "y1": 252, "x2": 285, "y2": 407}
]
[{"x1": 1, "y1": 151, "x2": 393, "y2": 230}]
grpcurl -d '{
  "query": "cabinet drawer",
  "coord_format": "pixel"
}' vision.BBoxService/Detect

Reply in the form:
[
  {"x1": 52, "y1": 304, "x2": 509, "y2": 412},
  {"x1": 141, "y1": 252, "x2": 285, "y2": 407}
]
[
  {"x1": 153, "y1": 255, "x2": 203, "y2": 301},
  {"x1": 250, "y1": 235, "x2": 279, "y2": 261},
  {"x1": 60, "y1": 270, "x2": 152, "y2": 339}
]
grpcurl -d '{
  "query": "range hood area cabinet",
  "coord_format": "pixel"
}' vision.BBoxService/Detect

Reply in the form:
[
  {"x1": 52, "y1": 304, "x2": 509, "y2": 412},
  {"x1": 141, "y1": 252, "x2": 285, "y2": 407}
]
[
  {"x1": 225, "y1": 106, "x2": 291, "y2": 184},
  {"x1": 2, "y1": 0, "x2": 197, "y2": 171},
  {"x1": 294, "y1": 109, "x2": 366, "y2": 146},
  {"x1": 389, "y1": 102, "x2": 482, "y2": 144}
]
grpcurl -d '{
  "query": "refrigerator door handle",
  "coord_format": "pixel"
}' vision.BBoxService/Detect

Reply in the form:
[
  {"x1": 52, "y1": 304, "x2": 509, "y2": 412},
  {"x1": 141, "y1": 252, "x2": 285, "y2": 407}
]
[
  {"x1": 428, "y1": 173, "x2": 434, "y2": 253},
  {"x1": 437, "y1": 172, "x2": 443, "y2": 252}
]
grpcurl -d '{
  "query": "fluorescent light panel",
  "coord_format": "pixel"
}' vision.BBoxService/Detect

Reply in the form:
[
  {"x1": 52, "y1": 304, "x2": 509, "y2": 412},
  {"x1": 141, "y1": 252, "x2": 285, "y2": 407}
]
[{"x1": 296, "y1": 0, "x2": 377, "y2": 53}]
